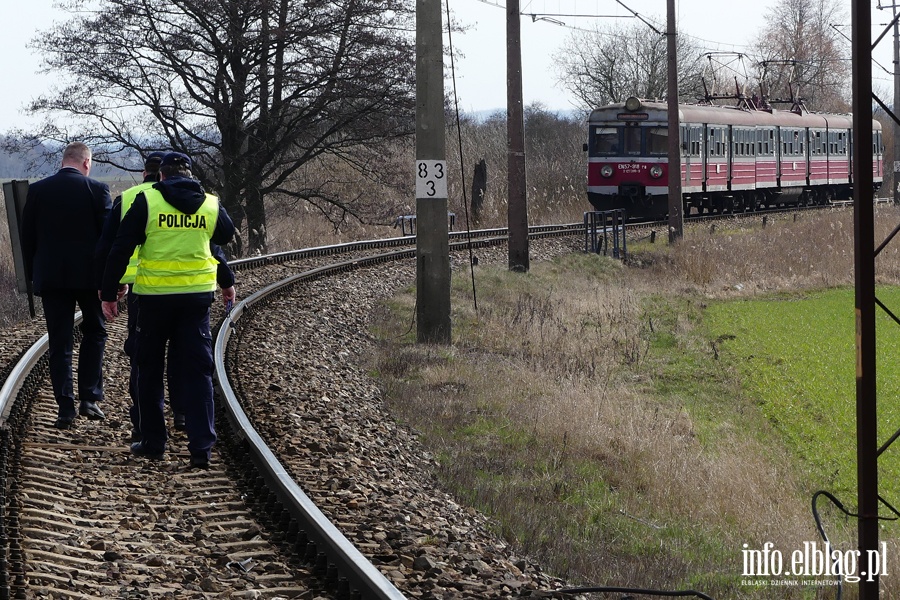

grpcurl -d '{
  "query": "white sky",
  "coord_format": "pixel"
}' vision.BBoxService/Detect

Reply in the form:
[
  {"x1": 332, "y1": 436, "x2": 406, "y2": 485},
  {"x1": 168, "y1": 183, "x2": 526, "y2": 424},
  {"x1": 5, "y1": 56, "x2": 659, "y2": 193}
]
[{"x1": 0, "y1": 0, "x2": 896, "y2": 129}]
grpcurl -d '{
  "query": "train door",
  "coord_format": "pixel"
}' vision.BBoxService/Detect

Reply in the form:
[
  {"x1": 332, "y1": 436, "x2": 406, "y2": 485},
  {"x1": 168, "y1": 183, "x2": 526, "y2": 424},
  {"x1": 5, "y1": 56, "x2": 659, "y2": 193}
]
[
  {"x1": 727, "y1": 125, "x2": 734, "y2": 187},
  {"x1": 775, "y1": 126, "x2": 783, "y2": 185},
  {"x1": 688, "y1": 125, "x2": 703, "y2": 187},
  {"x1": 702, "y1": 124, "x2": 709, "y2": 190},
  {"x1": 804, "y1": 128, "x2": 811, "y2": 185}
]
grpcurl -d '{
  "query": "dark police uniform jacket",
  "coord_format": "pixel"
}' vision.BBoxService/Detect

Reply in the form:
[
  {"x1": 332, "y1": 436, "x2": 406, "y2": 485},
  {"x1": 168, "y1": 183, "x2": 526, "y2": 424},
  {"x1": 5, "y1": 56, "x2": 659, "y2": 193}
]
[
  {"x1": 100, "y1": 176, "x2": 235, "y2": 302},
  {"x1": 94, "y1": 176, "x2": 234, "y2": 292}
]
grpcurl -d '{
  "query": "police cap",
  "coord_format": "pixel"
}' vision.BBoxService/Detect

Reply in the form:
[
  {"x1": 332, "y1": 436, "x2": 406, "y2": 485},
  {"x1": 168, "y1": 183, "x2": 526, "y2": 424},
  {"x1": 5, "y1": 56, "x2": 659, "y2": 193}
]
[
  {"x1": 144, "y1": 151, "x2": 165, "y2": 170},
  {"x1": 161, "y1": 152, "x2": 192, "y2": 170}
]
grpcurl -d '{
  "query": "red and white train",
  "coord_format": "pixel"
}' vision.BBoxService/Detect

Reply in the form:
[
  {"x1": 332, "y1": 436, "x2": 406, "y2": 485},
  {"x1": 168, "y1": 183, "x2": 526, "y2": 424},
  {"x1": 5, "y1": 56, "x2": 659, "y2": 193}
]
[{"x1": 585, "y1": 97, "x2": 883, "y2": 219}]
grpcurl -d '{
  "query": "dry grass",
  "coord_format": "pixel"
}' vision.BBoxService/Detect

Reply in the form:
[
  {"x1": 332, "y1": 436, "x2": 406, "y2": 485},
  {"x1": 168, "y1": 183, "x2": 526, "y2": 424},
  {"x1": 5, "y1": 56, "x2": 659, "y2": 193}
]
[{"x1": 371, "y1": 207, "x2": 900, "y2": 598}]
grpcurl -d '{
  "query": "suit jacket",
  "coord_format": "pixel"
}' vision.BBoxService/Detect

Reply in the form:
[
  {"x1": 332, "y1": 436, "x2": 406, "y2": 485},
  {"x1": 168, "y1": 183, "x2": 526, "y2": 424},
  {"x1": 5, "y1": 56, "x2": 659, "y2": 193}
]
[{"x1": 20, "y1": 167, "x2": 112, "y2": 295}]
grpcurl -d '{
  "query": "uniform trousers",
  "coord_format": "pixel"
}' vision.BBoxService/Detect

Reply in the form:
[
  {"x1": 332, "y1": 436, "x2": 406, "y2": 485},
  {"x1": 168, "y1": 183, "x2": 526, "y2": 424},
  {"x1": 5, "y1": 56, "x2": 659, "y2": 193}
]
[
  {"x1": 125, "y1": 291, "x2": 186, "y2": 434},
  {"x1": 124, "y1": 290, "x2": 140, "y2": 430},
  {"x1": 40, "y1": 289, "x2": 107, "y2": 419},
  {"x1": 134, "y1": 294, "x2": 216, "y2": 459}
]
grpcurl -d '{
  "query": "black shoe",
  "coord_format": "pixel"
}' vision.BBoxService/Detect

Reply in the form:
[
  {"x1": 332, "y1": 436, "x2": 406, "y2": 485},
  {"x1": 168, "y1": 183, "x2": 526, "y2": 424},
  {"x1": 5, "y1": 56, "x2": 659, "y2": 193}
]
[
  {"x1": 189, "y1": 455, "x2": 209, "y2": 469},
  {"x1": 173, "y1": 413, "x2": 186, "y2": 431},
  {"x1": 130, "y1": 441, "x2": 165, "y2": 460},
  {"x1": 54, "y1": 416, "x2": 74, "y2": 429},
  {"x1": 79, "y1": 401, "x2": 105, "y2": 421}
]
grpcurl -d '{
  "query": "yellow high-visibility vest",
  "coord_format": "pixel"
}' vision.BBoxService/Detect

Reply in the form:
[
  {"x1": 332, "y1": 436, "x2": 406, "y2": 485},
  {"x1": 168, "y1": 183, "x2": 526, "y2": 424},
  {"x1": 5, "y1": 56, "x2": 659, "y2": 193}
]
[
  {"x1": 118, "y1": 181, "x2": 155, "y2": 284},
  {"x1": 132, "y1": 188, "x2": 219, "y2": 295}
]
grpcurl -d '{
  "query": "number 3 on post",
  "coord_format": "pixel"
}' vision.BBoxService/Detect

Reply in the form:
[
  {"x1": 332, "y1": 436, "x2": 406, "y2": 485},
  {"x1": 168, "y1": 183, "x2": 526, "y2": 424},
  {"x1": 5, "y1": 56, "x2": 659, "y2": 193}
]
[{"x1": 415, "y1": 160, "x2": 448, "y2": 199}]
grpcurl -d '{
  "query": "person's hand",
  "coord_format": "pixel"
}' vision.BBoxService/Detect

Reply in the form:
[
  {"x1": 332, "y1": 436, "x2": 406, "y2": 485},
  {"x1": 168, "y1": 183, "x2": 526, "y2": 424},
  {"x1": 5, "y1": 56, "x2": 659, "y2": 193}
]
[
  {"x1": 102, "y1": 300, "x2": 119, "y2": 322},
  {"x1": 222, "y1": 286, "x2": 236, "y2": 309},
  {"x1": 116, "y1": 284, "x2": 129, "y2": 301}
]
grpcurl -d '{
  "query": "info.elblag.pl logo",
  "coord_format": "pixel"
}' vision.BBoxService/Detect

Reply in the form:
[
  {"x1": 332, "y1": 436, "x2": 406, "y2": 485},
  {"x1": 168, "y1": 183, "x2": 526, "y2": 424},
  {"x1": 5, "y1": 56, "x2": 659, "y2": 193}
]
[{"x1": 742, "y1": 542, "x2": 889, "y2": 584}]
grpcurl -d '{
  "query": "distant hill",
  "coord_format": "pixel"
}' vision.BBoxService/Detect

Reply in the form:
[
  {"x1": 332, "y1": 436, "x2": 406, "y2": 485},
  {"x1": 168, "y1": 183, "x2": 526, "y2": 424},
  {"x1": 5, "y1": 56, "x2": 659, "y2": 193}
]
[{"x1": 0, "y1": 135, "x2": 133, "y2": 180}]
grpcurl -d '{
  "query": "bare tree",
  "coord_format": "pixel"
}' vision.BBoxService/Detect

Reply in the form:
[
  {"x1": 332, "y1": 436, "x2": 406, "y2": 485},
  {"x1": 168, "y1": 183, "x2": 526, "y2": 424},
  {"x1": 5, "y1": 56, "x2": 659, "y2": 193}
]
[
  {"x1": 15, "y1": 0, "x2": 415, "y2": 255},
  {"x1": 753, "y1": 0, "x2": 850, "y2": 112},
  {"x1": 552, "y1": 20, "x2": 705, "y2": 110}
]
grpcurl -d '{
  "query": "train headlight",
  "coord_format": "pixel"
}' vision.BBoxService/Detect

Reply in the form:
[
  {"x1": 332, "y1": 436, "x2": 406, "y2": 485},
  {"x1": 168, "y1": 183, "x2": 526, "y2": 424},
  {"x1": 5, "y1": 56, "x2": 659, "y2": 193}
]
[
  {"x1": 625, "y1": 97, "x2": 642, "y2": 112},
  {"x1": 649, "y1": 165, "x2": 663, "y2": 178},
  {"x1": 600, "y1": 165, "x2": 614, "y2": 178}
]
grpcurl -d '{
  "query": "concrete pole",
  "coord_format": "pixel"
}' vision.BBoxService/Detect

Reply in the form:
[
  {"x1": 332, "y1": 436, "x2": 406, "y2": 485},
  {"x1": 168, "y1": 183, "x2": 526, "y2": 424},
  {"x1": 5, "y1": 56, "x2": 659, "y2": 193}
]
[
  {"x1": 666, "y1": 0, "x2": 683, "y2": 241},
  {"x1": 415, "y1": 0, "x2": 451, "y2": 344},
  {"x1": 507, "y1": 0, "x2": 529, "y2": 272},
  {"x1": 894, "y1": 4, "x2": 900, "y2": 204}
]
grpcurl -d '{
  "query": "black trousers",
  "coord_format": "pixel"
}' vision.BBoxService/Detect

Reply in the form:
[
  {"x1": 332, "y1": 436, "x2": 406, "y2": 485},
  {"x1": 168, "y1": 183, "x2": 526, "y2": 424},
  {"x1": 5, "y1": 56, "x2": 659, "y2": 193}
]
[
  {"x1": 40, "y1": 289, "x2": 107, "y2": 417},
  {"x1": 134, "y1": 295, "x2": 215, "y2": 459},
  {"x1": 125, "y1": 291, "x2": 186, "y2": 433}
]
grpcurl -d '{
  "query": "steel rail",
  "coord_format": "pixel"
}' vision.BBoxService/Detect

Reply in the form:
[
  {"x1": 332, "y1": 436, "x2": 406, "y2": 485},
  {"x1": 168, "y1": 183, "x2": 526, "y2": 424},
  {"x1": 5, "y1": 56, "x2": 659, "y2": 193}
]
[
  {"x1": 0, "y1": 313, "x2": 82, "y2": 426},
  {"x1": 214, "y1": 252, "x2": 414, "y2": 600},
  {"x1": 0, "y1": 224, "x2": 577, "y2": 598}
]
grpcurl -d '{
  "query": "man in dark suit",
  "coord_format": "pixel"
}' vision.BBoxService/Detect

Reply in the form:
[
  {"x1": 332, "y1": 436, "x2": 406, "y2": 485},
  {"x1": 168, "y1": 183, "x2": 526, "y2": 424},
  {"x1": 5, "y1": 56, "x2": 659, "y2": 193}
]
[{"x1": 21, "y1": 141, "x2": 113, "y2": 428}]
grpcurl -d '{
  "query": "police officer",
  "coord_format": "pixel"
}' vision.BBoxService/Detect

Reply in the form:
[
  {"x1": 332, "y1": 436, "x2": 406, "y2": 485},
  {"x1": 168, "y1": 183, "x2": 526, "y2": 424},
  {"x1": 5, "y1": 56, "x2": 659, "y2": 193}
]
[
  {"x1": 95, "y1": 151, "x2": 165, "y2": 437},
  {"x1": 21, "y1": 141, "x2": 112, "y2": 428},
  {"x1": 95, "y1": 152, "x2": 234, "y2": 441},
  {"x1": 100, "y1": 151, "x2": 235, "y2": 468}
]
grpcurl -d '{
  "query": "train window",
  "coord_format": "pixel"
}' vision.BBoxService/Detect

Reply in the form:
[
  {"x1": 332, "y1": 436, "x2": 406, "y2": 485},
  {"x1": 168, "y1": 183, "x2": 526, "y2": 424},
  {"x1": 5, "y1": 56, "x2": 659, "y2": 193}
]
[
  {"x1": 690, "y1": 126, "x2": 702, "y2": 156},
  {"x1": 814, "y1": 131, "x2": 824, "y2": 155},
  {"x1": 647, "y1": 127, "x2": 668, "y2": 155},
  {"x1": 624, "y1": 126, "x2": 641, "y2": 155},
  {"x1": 592, "y1": 127, "x2": 619, "y2": 155}
]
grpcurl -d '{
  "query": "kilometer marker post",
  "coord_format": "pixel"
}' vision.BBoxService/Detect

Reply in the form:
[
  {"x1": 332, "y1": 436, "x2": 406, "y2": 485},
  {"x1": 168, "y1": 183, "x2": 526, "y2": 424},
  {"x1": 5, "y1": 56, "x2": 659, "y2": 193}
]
[{"x1": 415, "y1": 0, "x2": 451, "y2": 344}]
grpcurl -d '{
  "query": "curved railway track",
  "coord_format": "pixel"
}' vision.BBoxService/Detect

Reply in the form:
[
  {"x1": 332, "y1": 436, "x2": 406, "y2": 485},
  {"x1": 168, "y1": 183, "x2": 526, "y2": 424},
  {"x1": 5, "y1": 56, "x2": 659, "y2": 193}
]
[
  {"x1": 0, "y1": 205, "x2": 851, "y2": 598},
  {"x1": 0, "y1": 226, "x2": 583, "y2": 599}
]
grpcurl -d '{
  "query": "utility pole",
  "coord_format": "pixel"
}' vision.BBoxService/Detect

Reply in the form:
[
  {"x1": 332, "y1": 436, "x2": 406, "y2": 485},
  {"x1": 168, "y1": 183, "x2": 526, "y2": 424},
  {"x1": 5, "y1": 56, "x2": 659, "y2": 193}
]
[
  {"x1": 415, "y1": 0, "x2": 451, "y2": 343},
  {"x1": 507, "y1": 0, "x2": 529, "y2": 272},
  {"x1": 894, "y1": 3, "x2": 900, "y2": 205},
  {"x1": 851, "y1": 0, "x2": 878, "y2": 596},
  {"x1": 666, "y1": 0, "x2": 682, "y2": 241},
  {"x1": 878, "y1": 1, "x2": 900, "y2": 204}
]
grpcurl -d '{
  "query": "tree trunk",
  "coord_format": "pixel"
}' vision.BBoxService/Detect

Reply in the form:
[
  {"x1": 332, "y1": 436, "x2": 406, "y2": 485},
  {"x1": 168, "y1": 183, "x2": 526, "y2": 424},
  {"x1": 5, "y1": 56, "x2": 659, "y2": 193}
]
[{"x1": 245, "y1": 187, "x2": 268, "y2": 255}]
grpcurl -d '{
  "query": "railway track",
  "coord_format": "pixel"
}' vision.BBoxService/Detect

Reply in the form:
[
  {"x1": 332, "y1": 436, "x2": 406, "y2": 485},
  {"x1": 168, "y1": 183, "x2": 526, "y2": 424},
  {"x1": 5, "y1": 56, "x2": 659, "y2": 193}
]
[{"x1": 0, "y1": 226, "x2": 582, "y2": 599}]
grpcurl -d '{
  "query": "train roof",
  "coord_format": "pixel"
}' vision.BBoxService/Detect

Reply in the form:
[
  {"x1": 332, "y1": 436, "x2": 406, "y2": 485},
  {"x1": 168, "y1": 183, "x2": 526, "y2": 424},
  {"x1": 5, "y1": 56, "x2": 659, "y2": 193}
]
[{"x1": 587, "y1": 99, "x2": 877, "y2": 130}]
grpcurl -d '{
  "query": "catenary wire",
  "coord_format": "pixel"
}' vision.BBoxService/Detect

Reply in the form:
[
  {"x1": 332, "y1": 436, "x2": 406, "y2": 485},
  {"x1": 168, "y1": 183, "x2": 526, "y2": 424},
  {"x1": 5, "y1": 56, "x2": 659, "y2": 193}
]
[{"x1": 446, "y1": 0, "x2": 480, "y2": 313}]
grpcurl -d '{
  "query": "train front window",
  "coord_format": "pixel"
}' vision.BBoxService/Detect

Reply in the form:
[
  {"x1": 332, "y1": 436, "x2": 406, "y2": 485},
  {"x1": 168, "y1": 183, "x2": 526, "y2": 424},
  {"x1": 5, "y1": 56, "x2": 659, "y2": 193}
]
[
  {"x1": 592, "y1": 127, "x2": 619, "y2": 155},
  {"x1": 647, "y1": 127, "x2": 667, "y2": 155}
]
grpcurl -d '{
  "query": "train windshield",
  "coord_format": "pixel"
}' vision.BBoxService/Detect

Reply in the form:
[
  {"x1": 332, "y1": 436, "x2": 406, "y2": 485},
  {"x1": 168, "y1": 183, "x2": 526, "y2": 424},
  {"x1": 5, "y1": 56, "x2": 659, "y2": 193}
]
[
  {"x1": 647, "y1": 128, "x2": 668, "y2": 155},
  {"x1": 592, "y1": 127, "x2": 619, "y2": 154},
  {"x1": 590, "y1": 124, "x2": 669, "y2": 156}
]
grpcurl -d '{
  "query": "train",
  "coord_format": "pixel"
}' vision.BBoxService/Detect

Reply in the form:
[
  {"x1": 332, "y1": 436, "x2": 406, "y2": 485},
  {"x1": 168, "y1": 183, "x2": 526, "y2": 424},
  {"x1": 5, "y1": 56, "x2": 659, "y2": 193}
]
[{"x1": 585, "y1": 96, "x2": 884, "y2": 219}]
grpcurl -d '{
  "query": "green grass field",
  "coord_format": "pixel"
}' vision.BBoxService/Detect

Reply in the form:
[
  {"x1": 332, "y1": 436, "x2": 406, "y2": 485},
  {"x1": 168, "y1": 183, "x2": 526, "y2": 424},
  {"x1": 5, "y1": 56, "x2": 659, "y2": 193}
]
[
  {"x1": 373, "y1": 229, "x2": 900, "y2": 597},
  {"x1": 705, "y1": 287, "x2": 900, "y2": 500}
]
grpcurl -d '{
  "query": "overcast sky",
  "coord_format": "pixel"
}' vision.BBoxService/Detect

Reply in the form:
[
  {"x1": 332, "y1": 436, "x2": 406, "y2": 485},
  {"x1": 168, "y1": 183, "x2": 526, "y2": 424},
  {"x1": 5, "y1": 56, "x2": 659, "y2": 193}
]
[{"x1": 0, "y1": 0, "x2": 895, "y2": 129}]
